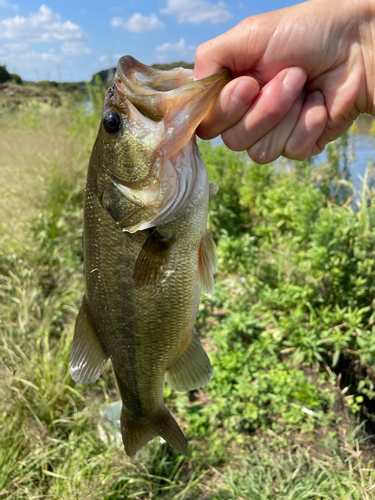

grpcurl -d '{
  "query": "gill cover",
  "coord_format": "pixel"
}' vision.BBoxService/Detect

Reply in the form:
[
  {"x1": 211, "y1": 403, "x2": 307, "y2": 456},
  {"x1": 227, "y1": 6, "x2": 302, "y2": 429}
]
[{"x1": 99, "y1": 56, "x2": 231, "y2": 232}]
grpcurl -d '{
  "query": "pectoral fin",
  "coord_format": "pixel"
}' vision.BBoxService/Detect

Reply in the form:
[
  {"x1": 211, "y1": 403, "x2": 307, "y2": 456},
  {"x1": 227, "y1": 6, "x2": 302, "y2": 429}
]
[
  {"x1": 166, "y1": 333, "x2": 213, "y2": 392},
  {"x1": 209, "y1": 182, "x2": 219, "y2": 202},
  {"x1": 198, "y1": 231, "x2": 218, "y2": 297},
  {"x1": 70, "y1": 297, "x2": 109, "y2": 383},
  {"x1": 133, "y1": 229, "x2": 175, "y2": 288}
]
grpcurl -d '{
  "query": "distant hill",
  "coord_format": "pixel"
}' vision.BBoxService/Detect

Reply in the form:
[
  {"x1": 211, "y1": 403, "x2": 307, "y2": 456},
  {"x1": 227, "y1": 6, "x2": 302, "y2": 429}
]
[
  {"x1": 90, "y1": 67, "x2": 116, "y2": 85},
  {"x1": 91, "y1": 61, "x2": 194, "y2": 85},
  {"x1": 151, "y1": 61, "x2": 194, "y2": 71}
]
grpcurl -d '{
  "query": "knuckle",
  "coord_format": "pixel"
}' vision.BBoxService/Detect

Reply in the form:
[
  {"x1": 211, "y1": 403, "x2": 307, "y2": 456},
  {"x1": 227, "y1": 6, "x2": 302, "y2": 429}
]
[{"x1": 195, "y1": 42, "x2": 211, "y2": 62}]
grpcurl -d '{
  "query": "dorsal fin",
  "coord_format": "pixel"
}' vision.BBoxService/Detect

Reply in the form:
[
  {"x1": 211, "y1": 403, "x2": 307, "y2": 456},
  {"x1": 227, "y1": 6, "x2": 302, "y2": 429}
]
[
  {"x1": 133, "y1": 229, "x2": 175, "y2": 288},
  {"x1": 198, "y1": 231, "x2": 218, "y2": 297},
  {"x1": 70, "y1": 297, "x2": 109, "y2": 383}
]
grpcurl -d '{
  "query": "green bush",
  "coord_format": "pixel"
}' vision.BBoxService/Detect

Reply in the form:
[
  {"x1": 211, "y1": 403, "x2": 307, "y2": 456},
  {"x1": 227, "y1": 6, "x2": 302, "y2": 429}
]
[
  {"x1": 0, "y1": 64, "x2": 11, "y2": 83},
  {"x1": 10, "y1": 72, "x2": 22, "y2": 84},
  {"x1": 1, "y1": 96, "x2": 375, "y2": 498}
]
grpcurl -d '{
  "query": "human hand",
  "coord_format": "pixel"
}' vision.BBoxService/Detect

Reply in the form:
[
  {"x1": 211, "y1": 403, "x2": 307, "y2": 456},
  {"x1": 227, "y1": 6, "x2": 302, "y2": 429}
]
[{"x1": 194, "y1": 0, "x2": 375, "y2": 163}]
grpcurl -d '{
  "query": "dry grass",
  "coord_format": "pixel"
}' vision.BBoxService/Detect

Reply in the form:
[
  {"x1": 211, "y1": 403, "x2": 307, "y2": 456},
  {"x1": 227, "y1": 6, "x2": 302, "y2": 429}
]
[
  {"x1": 1, "y1": 101, "x2": 375, "y2": 499},
  {"x1": 0, "y1": 104, "x2": 92, "y2": 234}
]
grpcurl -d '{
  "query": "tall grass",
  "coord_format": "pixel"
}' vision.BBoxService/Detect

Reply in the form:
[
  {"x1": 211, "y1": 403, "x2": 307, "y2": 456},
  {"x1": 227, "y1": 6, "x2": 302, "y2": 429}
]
[{"x1": 1, "y1": 96, "x2": 375, "y2": 498}]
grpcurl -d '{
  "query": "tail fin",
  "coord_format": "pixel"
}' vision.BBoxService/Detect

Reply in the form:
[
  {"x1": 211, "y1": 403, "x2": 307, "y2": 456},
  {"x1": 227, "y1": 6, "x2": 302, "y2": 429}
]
[{"x1": 120, "y1": 405, "x2": 188, "y2": 456}]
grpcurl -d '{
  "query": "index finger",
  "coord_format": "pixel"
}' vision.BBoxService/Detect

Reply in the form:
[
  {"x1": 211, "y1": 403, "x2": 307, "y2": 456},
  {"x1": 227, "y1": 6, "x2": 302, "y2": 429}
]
[{"x1": 197, "y1": 76, "x2": 259, "y2": 140}]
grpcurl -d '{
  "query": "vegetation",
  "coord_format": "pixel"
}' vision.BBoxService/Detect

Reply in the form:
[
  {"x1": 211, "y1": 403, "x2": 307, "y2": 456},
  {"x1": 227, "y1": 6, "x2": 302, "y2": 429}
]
[
  {"x1": 0, "y1": 79, "x2": 85, "y2": 110},
  {"x1": 151, "y1": 61, "x2": 194, "y2": 70},
  {"x1": 0, "y1": 64, "x2": 22, "y2": 84},
  {"x1": 1, "y1": 87, "x2": 375, "y2": 499}
]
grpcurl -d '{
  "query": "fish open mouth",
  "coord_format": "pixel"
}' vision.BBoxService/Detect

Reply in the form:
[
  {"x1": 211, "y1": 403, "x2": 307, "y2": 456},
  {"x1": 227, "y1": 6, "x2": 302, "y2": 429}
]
[
  {"x1": 118, "y1": 56, "x2": 195, "y2": 92},
  {"x1": 113, "y1": 55, "x2": 231, "y2": 126}
]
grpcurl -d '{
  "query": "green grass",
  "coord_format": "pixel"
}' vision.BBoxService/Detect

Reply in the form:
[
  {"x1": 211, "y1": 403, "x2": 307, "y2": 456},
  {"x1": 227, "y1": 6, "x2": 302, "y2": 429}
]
[{"x1": 1, "y1": 97, "x2": 375, "y2": 498}]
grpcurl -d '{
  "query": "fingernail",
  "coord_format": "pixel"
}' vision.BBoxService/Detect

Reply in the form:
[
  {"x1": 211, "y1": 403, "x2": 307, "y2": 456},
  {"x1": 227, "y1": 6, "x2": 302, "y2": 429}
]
[
  {"x1": 308, "y1": 90, "x2": 324, "y2": 105},
  {"x1": 283, "y1": 68, "x2": 305, "y2": 97},
  {"x1": 231, "y1": 79, "x2": 257, "y2": 107}
]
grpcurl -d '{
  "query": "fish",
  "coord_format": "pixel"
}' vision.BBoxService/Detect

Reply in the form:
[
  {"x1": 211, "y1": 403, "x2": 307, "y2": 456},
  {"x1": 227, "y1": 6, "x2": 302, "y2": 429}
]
[{"x1": 70, "y1": 56, "x2": 230, "y2": 456}]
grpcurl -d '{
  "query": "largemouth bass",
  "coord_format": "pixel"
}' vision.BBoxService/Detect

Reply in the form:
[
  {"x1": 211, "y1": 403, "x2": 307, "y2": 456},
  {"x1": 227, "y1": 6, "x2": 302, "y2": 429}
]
[{"x1": 70, "y1": 56, "x2": 230, "y2": 456}]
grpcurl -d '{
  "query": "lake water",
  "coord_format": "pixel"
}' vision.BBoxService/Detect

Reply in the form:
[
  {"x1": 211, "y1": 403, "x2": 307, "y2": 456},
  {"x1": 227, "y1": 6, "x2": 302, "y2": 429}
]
[
  {"x1": 211, "y1": 133, "x2": 375, "y2": 190},
  {"x1": 317, "y1": 133, "x2": 375, "y2": 189}
]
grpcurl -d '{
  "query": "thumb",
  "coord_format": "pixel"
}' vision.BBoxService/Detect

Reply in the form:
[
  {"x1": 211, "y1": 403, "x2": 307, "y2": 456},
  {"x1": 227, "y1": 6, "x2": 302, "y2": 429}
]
[
  {"x1": 194, "y1": 31, "x2": 240, "y2": 80},
  {"x1": 194, "y1": 16, "x2": 273, "y2": 80}
]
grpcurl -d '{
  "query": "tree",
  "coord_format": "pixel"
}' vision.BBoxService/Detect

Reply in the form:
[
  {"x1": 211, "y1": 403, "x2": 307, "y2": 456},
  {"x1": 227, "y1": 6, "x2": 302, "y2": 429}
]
[{"x1": 0, "y1": 65, "x2": 11, "y2": 83}]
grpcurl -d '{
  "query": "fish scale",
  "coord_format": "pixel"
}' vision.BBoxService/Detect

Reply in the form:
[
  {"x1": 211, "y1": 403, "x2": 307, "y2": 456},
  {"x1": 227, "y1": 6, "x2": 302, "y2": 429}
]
[{"x1": 70, "y1": 56, "x2": 231, "y2": 455}]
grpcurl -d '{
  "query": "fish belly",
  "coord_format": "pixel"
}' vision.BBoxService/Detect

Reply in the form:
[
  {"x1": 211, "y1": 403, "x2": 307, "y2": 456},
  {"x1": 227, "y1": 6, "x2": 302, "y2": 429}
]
[{"x1": 81, "y1": 171, "x2": 207, "y2": 454}]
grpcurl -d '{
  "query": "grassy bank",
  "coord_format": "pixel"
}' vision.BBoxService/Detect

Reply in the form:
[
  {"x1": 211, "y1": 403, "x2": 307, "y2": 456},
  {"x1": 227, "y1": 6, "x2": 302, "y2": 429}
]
[{"x1": 1, "y1": 96, "x2": 375, "y2": 499}]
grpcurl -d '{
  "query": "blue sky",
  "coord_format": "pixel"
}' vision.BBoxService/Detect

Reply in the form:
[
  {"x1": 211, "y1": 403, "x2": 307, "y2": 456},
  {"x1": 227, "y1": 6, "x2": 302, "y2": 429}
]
[{"x1": 0, "y1": 0, "x2": 298, "y2": 82}]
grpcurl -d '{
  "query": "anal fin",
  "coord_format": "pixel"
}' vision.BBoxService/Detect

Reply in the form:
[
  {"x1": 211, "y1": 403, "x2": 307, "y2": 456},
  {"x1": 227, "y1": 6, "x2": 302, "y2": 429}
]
[
  {"x1": 166, "y1": 333, "x2": 213, "y2": 392},
  {"x1": 133, "y1": 229, "x2": 175, "y2": 288},
  {"x1": 198, "y1": 231, "x2": 218, "y2": 297},
  {"x1": 70, "y1": 296, "x2": 109, "y2": 383}
]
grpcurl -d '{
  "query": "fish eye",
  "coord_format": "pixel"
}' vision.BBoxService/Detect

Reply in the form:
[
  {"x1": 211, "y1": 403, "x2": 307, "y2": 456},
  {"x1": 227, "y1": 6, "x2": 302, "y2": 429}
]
[{"x1": 103, "y1": 110, "x2": 121, "y2": 134}]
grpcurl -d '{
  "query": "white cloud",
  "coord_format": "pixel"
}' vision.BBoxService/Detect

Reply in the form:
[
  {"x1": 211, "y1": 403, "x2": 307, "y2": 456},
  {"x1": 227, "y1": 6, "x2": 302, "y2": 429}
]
[
  {"x1": 111, "y1": 13, "x2": 164, "y2": 33},
  {"x1": 61, "y1": 41, "x2": 92, "y2": 56},
  {"x1": 0, "y1": 48, "x2": 61, "y2": 80},
  {"x1": 0, "y1": 0, "x2": 18, "y2": 9},
  {"x1": 155, "y1": 38, "x2": 196, "y2": 62},
  {"x1": 0, "y1": 4, "x2": 84, "y2": 42},
  {"x1": 3, "y1": 49, "x2": 60, "y2": 63},
  {"x1": 4, "y1": 42, "x2": 28, "y2": 51},
  {"x1": 162, "y1": 0, "x2": 232, "y2": 23},
  {"x1": 98, "y1": 54, "x2": 121, "y2": 66}
]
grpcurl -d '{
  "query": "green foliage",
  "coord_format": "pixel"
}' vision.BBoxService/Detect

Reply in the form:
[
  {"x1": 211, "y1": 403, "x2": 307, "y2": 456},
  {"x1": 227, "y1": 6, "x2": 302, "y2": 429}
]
[
  {"x1": 0, "y1": 64, "x2": 11, "y2": 83},
  {"x1": 9, "y1": 73, "x2": 22, "y2": 84},
  {"x1": 1, "y1": 99, "x2": 375, "y2": 497},
  {"x1": 214, "y1": 427, "x2": 375, "y2": 500},
  {"x1": 199, "y1": 141, "x2": 375, "y2": 401},
  {"x1": 199, "y1": 142, "x2": 249, "y2": 236},
  {"x1": 86, "y1": 75, "x2": 106, "y2": 116},
  {"x1": 151, "y1": 61, "x2": 194, "y2": 70}
]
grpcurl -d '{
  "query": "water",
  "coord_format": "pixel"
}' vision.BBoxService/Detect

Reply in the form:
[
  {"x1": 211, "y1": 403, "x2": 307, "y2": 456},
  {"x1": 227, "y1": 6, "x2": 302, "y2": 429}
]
[
  {"x1": 343, "y1": 133, "x2": 375, "y2": 188},
  {"x1": 210, "y1": 133, "x2": 375, "y2": 189}
]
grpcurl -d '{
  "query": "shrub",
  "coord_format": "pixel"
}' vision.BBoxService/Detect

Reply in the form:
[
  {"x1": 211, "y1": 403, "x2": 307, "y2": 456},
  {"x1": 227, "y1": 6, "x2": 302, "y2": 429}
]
[{"x1": 0, "y1": 64, "x2": 11, "y2": 83}]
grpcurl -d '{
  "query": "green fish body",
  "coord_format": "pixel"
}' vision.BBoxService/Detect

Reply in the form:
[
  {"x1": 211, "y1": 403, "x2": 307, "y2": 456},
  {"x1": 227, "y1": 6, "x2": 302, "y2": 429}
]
[{"x1": 71, "y1": 56, "x2": 230, "y2": 455}]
